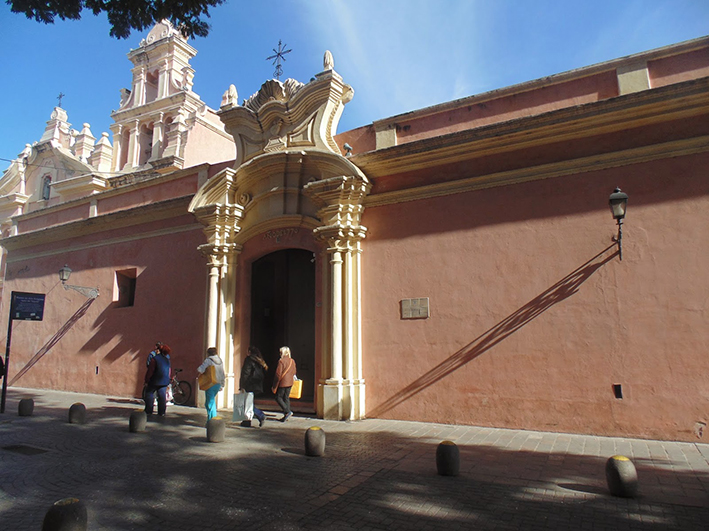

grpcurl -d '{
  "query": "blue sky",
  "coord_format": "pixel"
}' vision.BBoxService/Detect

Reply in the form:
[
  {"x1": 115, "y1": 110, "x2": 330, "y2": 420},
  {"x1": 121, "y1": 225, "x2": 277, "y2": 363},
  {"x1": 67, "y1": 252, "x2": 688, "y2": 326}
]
[{"x1": 1, "y1": 0, "x2": 708, "y2": 164}]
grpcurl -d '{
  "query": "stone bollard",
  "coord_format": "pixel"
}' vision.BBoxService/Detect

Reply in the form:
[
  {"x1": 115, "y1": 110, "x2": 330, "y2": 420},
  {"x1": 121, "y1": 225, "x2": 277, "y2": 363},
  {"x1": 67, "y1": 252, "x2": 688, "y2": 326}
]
[
  {"x1": 68, "y1": 403, "x2": 87, "y2": 425},
  {"x1": 304, "y1": 426, "x2": 326, "y2": 456},
  {"x1": 436, "y1": 440, "x2": 460, "y2": 476},
  {"x1": 18, "y1": 398, "x2": 34, "y2": 416},
  {"x1": 41, "y1": 497, "x2": 87, "y2": 531},
  {"x1": 129, "y1": 410, "x2": 147, "y2": 432},
  {"x1": 206, "y1": 417, "x2": 226, "y2": 443},
  {"x1": 606, "y1": 455, "x2": 638, "y2": 498}
]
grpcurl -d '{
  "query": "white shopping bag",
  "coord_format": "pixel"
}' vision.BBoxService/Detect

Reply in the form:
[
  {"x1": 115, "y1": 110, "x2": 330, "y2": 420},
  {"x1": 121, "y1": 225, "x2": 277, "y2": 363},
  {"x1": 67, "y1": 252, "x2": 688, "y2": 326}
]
[{"x1": 233, "y1": 391, "x2": 254, "y2": 421}]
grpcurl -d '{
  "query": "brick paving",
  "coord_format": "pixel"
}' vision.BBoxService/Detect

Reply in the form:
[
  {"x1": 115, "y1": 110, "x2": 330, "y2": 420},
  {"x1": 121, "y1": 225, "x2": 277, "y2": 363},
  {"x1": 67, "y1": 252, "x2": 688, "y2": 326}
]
[{"x1": 1, "y1": 388, "x2": 708, "y2": 530}]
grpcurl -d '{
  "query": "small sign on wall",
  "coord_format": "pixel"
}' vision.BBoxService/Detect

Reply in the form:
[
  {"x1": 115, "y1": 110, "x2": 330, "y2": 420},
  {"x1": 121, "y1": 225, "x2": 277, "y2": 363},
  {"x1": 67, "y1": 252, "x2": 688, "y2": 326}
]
[{"x1": 401, "y1": 298, "x2": 430, "y2": 319}]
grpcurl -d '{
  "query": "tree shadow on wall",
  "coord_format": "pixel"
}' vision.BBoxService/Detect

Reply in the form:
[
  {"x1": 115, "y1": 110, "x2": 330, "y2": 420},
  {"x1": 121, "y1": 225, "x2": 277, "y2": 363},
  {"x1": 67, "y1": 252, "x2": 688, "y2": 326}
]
[
  {"x1": 8, "y1": 298, "x2": 96, "y2": 387},
  {"x1": 369, "y1": 244, "x2": 618, "y2": 418}
]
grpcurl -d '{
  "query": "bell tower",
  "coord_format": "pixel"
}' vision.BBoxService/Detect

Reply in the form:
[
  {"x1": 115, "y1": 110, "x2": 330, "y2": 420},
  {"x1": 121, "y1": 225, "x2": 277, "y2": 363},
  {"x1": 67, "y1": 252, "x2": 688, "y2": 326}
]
[{"x1": 109, "y1": 20, "x2": 232, "y2": 174}]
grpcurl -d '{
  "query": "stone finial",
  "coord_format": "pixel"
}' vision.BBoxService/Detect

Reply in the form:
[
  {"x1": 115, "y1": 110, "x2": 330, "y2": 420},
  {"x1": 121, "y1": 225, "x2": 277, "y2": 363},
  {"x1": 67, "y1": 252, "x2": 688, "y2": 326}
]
[
  {"x1": 324, "y1": 50, "x2": 334, "y2": 71},
  {"x1": 89, "y1": 133, "x2": 113, "y2": 173},
  {"x1": 221, "y1": 84, "x2": 238, "y2": 108},
  {"x1": 40, "y1": 107, "x2": 72, "y2": 147},
  {"x1": 73, "y1": 124, "x2": 96, "y2": 163},
  {"x1": 19, "y1": 144, "x2": 32, "y2": 160}
]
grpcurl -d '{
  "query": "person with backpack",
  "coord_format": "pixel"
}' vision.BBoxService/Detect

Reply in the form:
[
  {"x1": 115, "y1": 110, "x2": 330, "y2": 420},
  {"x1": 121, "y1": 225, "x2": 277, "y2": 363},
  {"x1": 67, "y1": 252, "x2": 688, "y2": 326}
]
[
  {"x1": 144, "y1": 343, "x2": 171, "y2": 416},
  {"x1": 197, "y1": 347, "x2": 226, "y2": 421}
]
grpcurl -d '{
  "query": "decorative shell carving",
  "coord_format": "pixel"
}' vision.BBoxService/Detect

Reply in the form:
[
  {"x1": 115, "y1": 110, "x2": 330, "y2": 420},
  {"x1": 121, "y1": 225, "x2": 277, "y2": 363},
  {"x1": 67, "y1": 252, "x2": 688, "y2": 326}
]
[{"x1": 243, "y1": 78, "x2": 305, "y2": 113}]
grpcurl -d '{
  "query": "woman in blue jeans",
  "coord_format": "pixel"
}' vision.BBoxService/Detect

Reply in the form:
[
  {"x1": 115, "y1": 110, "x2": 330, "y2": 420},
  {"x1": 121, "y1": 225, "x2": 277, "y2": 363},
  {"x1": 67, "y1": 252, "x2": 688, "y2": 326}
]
[{"x1": 197, "y1": 347, "x2": 226, "y2": 421}]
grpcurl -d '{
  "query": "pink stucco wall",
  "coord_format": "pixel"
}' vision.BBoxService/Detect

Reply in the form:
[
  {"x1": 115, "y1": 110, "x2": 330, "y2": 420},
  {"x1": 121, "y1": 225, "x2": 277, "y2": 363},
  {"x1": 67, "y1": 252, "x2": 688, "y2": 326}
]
[
  {"x1": 98, "y1": 175, "x2": 199, "y2": 215},
  {"x1": 361, "y1": 152, "x2": 709, "y2": 442},
  {"x1": 18, "y1": 203, "x2": 90, "y2": 233},
  {"x1": 649, "y1": 47, "x2": 709, "y2": 88},
  {"x1": 395, "y1": 71, "x2": 619, "y2": 145},
  {"x1": 1, "y1": 218, "x2": 208, "y2": 400}
]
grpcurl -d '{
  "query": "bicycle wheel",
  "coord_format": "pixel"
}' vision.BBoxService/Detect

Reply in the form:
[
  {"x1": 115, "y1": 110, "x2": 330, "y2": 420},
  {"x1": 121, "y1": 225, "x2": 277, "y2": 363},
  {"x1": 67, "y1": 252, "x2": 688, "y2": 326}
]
[{"x1": 172, "y1": 380, "x2": 192, "y2": 405}]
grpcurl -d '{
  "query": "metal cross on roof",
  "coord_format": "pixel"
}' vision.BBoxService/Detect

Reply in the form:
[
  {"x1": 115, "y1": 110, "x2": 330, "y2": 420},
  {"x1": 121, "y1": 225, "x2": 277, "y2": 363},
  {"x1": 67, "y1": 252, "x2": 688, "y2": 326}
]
[
  {"x1": 57, "y1": 92, "x2": 66, "y2": 107},
  {"x1": 266, "y1": 40, "x2": 292, "y2": 80}
]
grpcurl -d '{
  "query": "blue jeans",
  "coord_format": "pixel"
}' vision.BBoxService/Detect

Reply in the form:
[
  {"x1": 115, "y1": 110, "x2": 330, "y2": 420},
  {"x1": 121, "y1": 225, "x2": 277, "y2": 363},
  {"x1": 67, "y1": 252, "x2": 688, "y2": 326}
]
[
  {"x1": 205, "y1": 384, "x2": 220, "y2": 420},
  {"x1": 145, "y1": 385, "x2": 167, "y2": 415},
  {"x1": 253, "y1": 405, "x2": 265, "y2": 422}
]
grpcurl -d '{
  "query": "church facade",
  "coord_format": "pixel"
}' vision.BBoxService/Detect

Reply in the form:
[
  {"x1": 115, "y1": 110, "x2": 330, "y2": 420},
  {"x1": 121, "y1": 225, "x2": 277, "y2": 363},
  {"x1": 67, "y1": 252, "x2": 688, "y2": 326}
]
[{"x1": 1, "y1": 22, "x2": 707, "y2": 442}]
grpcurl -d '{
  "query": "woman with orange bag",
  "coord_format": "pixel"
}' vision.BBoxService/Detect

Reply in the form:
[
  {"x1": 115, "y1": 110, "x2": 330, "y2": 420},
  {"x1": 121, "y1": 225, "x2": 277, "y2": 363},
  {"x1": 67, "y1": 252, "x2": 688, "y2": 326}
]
[
  {"x1": 197, "y1": 347, "x2": 226, "y2": 421},
  {"x1": 271, "y1": 346, "x2": 297, "y2": 422}
]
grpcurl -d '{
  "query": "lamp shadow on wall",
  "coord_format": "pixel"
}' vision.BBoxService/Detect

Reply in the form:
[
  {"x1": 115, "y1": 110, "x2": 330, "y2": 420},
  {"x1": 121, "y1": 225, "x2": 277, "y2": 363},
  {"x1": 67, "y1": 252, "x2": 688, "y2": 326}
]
[
  {"x1": 8, "y1": 297, "x2": 96, "y2": 387},
  {"x1": 368, "y1": 244, "x2": 618, "y2": 418}
]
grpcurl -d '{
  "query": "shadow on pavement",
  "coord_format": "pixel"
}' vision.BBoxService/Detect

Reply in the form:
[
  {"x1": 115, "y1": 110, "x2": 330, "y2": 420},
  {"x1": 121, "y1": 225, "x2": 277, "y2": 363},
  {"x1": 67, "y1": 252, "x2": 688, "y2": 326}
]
[{"x1": 1, "y1": 389, "x2": 708, "y2": 530}]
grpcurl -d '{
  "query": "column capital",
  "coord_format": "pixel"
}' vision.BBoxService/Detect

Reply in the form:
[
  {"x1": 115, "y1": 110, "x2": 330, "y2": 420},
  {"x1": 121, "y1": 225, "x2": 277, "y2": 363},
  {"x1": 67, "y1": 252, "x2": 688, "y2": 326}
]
[{"x1": 198, "y1": 243, "x2": 242, "y2": 264}]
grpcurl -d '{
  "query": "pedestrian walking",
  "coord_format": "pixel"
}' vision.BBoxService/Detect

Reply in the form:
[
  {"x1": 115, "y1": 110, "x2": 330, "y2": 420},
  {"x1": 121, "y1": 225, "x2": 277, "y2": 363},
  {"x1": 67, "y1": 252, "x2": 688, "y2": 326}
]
[
  {"x1": 197, "y1": 347, "x2": 226, "y2": 421},
  {"x1": 272, "y1": 346, "x2": 297, "y2": 422},
  {"x1": 239, "y1": 346, "x2": 268, "y2": 427},
  {"x1": 144, "y1": 343, "x2": 171, "y2": 416}
]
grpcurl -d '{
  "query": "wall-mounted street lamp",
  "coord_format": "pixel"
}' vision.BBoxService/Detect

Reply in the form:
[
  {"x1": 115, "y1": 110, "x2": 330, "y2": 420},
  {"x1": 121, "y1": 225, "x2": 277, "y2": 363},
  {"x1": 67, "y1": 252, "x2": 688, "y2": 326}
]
[
  {"x1": 609, "y1": 187, "x2": 628, "y2": 260},
  {"x1": 58, "y1": 265, "x2": 99, "y2": 299}
]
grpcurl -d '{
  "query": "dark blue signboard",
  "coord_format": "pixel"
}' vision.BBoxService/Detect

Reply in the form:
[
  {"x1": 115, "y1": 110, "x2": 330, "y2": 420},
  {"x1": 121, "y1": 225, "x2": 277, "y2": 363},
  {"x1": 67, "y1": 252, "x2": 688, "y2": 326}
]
[{"x1": 11, "y1": 291, "x2": 45, "y2": 321}]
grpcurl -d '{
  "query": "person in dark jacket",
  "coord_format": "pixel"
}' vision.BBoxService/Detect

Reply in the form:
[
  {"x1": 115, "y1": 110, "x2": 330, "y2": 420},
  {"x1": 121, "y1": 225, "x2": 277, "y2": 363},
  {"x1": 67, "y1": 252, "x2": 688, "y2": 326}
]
[
  {"x1": 144, "y1": 343, "x2": 172, "y2": 416},
  {"x1": 239, "y1": 346, "x2": 268, "y2": 427}
]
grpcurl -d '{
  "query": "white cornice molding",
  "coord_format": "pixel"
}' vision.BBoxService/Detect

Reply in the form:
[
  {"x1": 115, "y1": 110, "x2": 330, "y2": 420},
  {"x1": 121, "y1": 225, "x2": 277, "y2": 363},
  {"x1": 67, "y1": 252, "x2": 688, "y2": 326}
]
[
  {"x1": 6, "y1": 222, "x2": 201, "y2": 263},
  {"x1": 2, "y1": 195, "x2": 195, "y2": 252},
  {"x1": 355, "y1": 77, "x2": 709, "y2": 177},
  {"x1": 12, "y1": 162, "x2": 214, "y2": 224},
  {"x1": 364, "y1": 135, "x2": 709, "y2": 208}
]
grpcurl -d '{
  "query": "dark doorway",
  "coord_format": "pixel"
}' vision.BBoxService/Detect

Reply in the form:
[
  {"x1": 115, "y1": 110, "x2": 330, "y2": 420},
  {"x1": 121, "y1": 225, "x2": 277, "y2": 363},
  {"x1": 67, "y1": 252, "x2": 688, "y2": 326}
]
[{"x1": 250, "y1": 249, "x2": 315, "y2": 403}]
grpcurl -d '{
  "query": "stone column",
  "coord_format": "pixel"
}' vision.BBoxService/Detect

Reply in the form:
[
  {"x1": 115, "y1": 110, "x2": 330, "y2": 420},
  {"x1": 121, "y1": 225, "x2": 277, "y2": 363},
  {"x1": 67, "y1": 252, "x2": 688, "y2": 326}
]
[
  {"x1": 321, "y1": 245, "x2": 344, "y2": 420},
  {"x1": 110, "y1": 125, "x2": 123, "y2": 173},
  {"x1": 150, "y1": 113, "x2": 164, "y2": 161},
  {"x1": 127, "y1": 120, "x2": 140, "y2": 170},
  {"x1": 158, "y1": 60, "x2": 170, "y2": 99},
  {"x1": 133, "y1": 67, "x2": 146, "y2": 107},
  {"x1": 305, "y1": 174, "x2": 371, "y2": 421},
  {"x1": 206, "y1": 254, "x2": 221, "y2": 349}
]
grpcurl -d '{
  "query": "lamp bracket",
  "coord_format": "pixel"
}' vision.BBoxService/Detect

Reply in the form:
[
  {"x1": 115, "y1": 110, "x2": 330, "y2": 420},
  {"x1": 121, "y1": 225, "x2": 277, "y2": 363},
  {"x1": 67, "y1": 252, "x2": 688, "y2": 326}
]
[{"x1": 63, "y1": 284, "x2": 99, "y2": 299}]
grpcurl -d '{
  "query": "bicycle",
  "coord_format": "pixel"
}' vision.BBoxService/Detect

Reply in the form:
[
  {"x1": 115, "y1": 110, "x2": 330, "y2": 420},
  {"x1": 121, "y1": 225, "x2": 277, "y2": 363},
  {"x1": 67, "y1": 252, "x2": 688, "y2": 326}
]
[
  {"x1": 142, "y1": 369, "x2": 192, "y2": 406},
  {"x1": 169, "y1": 369, "x2": 192, "y2": 405}
]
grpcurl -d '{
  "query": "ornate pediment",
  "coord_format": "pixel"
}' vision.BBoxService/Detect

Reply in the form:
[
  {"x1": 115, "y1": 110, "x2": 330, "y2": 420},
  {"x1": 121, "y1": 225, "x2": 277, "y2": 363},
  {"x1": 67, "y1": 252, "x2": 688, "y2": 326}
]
[
  {"x1": 242, "y1": 79, "x2": 305, "y2": 113},
  {"x1": 218, "y1": 51, "x2": 354, "y2": 167}
]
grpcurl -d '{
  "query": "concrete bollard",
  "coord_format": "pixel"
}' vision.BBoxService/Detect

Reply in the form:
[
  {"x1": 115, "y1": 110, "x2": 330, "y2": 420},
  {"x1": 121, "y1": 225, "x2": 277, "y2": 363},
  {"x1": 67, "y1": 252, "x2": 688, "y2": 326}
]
[
  {"x1": 606, "y1": 455, "x2": 638, "y2": 498},
  {"x1": 436, "y1": 440, "x2": 460, "y2": 476},
  {"x1": 68, "y1": 403, "x2": 87, "y2": 425},
  {"x1": 18, "y1": 398, "x2": 34, "y2": 416},
  {"x1": 206, "y1": 418, "x2": 226, "y2": 443},
  {"x1": 129, "y1": 410, "x2": 147, "y2": 432},
  {"x1": 304, "y1": 426, "x2": 326, "y2": 456},
  {"x1": 41, "y1": 497, "x2": 87, "y2": 531}
]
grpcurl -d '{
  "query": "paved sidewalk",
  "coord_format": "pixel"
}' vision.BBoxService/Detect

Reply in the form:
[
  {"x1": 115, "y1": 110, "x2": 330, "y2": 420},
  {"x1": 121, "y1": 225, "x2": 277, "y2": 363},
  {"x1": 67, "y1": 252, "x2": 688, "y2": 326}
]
[{"x1": 1, "y1": 388, "x2": 708, "y2": 530}]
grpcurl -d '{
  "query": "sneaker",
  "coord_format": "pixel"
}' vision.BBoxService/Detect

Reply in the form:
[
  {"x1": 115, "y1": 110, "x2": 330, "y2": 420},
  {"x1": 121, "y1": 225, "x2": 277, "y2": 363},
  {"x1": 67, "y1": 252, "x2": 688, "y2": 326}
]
[
  {"x1": 258, "y1": 416, "x2": 265, "y2": 427},
  {"x1": 281, "y1": 412, "x2": 292, "y2": 422}
]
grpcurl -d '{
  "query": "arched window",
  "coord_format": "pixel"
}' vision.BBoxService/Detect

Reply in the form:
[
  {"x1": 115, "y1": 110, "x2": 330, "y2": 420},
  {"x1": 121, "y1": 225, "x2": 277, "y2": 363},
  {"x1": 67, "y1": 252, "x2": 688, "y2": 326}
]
[{"x1": 41, "y1": 175, "x2": 51, "y2": 200}]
